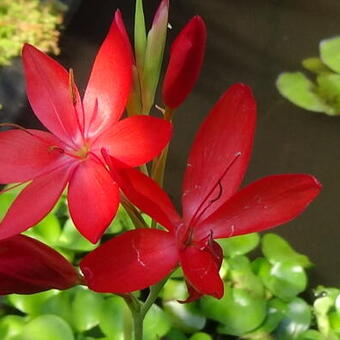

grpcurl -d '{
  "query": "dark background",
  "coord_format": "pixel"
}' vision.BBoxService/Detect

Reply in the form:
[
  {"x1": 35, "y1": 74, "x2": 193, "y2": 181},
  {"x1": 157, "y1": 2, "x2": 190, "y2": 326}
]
[{"x1": 9, "y1": 0, "x2": 340, "y2": 287}]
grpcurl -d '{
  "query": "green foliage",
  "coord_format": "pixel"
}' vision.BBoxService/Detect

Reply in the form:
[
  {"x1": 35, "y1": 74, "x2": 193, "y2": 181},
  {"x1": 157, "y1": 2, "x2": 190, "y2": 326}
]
[
  {"x1": 277, "y1": 35, "x2": 340, "y2": 115},
  {"x1": 0, "y1": 0, "x2": 65, "y2": 67}
]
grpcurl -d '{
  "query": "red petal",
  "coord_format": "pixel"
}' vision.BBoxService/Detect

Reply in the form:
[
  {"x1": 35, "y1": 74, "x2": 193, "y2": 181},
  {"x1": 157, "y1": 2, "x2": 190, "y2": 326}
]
[
  {"x1": 115, "y1": 168, "x2": 180, "y2": 231},
  {"x1": 0, "y1": 235, "x2": 79, "y2": 294},
  {"x1": 22, "y1": 44, "x2": 83, "y2": 146},
  {"x1": 67, "y1": 159, "x2": 119, "y2": 243},
  {"x1": 180, "y1": 244, "x2": 224, "y2": 299},
  {"x1": 93, "y1": 116, "x2": 172, "y2": 167},
  {"x1": 83, "y1": 16, "x2": 132, "y2": 138},
  {"x1": 0, "y1": 165, "x2": 71, "y2": 240},
  {"x1": 80, "y1": 229, "x2": 178, "y2": 293},
  {"x1": 162, "y1": 16, "x2": 206, "y2": 109},
  {"x1": 0, "y1": 129, "x2": 64, "y2": 183},
  {"x1": 195, "y1": 174, "x2": 321, "y2": 240},
  {"x1": 182, "y1": 84, "x2": 256, "y2": 226}
]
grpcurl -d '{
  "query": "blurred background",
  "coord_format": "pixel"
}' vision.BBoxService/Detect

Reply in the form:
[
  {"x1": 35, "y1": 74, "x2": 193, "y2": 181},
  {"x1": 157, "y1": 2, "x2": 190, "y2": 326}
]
[{"x1": 1, "y1": 0, "x2": 340, "y2": 287}]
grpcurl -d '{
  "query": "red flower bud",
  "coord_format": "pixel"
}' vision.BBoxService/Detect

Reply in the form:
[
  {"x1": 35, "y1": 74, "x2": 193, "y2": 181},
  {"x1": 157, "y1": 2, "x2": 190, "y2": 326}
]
[
  {"x1": 0, "y1": 235, "x2": 80, "y2": 295},
  {"x1": 162, "y1": 16, "x2": 206, "y2": 109}
]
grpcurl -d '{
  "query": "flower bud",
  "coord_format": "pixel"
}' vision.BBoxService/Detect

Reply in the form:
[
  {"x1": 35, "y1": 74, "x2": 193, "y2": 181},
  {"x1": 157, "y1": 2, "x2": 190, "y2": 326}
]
[{"x1": 162, "y1": 16, "x2": 206, "y2": 109}]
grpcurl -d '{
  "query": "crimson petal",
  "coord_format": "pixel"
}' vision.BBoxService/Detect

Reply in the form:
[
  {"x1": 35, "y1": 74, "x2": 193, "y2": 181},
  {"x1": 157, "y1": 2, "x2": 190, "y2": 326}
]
[
  {"x1": 182, "y1": 84, "x2": 256, "y2": 226},
  {"x1": 0, "y1": 129, "x2": 64, "y2": 183},
  {"x1": 80, "y1": 229, "x2": 178, "y2": 293},
  {"x1": 195, "y1": 174, "x2": 321, "y2": 240},
  {"x1": 93, "y1": 116, "x2": 172, "y2": 167},
  {"x1": 22, "y1": 44, "x2": 83, "y2": 146},
  {"x1": 0, "y1": 165, "x2": 72, "y2": 240},
  {"x1": 67, "y1": 159, "x2": 119, "y2": 243},
  {"x1": 83, "y1": 16, "x2": 132, "y2": 138},
  {"x1": 115, "y1": 168, "x2": 180, "y2": 231},
  {"x1": 0, "y1": 235, "x2": 79, "y2": 295},
  {"x1": 180, "y1": 244, "x2": 224, "y2": 299}
]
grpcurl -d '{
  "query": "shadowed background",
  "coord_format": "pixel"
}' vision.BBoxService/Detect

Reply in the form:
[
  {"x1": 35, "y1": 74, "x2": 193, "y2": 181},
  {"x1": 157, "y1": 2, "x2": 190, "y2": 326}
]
[{"x1": 11, "y1": 0, "x2": 340, "y2": 287}]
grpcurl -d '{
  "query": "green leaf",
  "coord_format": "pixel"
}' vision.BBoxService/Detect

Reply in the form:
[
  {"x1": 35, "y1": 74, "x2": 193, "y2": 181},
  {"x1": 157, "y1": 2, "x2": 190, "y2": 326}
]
[
  {"x1": 105, "y1": 205, "x2": 135, "y2": 234},
  {"x1": 162, "y1": 279, "x2": 206, "y2": 333},
  {"x1": 99, "y1": 296, "x2": 131, "y2": 340},
  {"x1": 246, "y1": 298, "x2": 287, "y2": 338},
  {"x1": 276, "y1": 72, "x2": 335, "y2": 114},
  {"x1": 24, "y1": 214, "x2": 61, "y2": 245},
  {"x1": 189, "y1": 332, "x2": 213, "y2": 340},
  {"x1": 166, "y1": 328, "x2": 188, "y2": 340},
  {"x1": 72, "y1": 287, "x2": 104, "y2": 332},
  {"x1": 200, "y1": 284, "x2": 267, "y2": 336},
  {"x1": 262, "y1": 234, "x2": 312, "y2": 268},
  {"x1": 258, "y1": 259, "x2": 307, "y2": 301},
  {"x1": 7, "y1": 290, "x2": 58, "y2": 316},
  {"x1": 57, "y1": 219, "x2": 97, "y2": 252},
  {"x1": 275, "y1": 298, "x2": 312, "y2": 340},
  {"x1": 217, "y1": 233, "x2": 260, "y2": 257},
  {"x1": 297, "y1": 330, "x2": 324, "y2": 340},
  {"x1": 0, "y1": 315, "x2": 26, "y2": 340},
  {"x1": 302, "y1": 57, "x2": 330, "y2": 74},
  {"x1": 320, "y1": 36, "x2": 340, "y2": 73},
  {"x1": 144, "y1": 304, "x2": 171, "y2": 340},
  {"x1": 316, "y1": 73, "x2": 340, "y2": 113},
  {"x1": 19, "y1": 315, "x2": 74, "y2": 340}
]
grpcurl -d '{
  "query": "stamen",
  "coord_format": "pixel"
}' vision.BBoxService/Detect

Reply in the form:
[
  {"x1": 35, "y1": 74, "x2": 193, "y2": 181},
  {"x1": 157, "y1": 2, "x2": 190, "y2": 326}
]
[
  {"x1": 189, "y1": 152, "x2": 241, "y2": 227},
  {"x1": 68, "y1": 68, "x2": 85, "y2": 139}
]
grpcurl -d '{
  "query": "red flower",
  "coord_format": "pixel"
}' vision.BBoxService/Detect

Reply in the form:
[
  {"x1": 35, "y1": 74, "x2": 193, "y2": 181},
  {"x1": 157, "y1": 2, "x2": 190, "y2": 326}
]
[
  {"x1": 0, "y1": 235, "x2": 80, "y2": 294},
  {"x1": 0, "y1": 14, "x2": 172, "y2": 243},
  {"x1": 162, "y1": 16, "x2": 206, "y2": 109},
  {"x1": 80, "y1": 84, "x2": 321, "y2": 300}
]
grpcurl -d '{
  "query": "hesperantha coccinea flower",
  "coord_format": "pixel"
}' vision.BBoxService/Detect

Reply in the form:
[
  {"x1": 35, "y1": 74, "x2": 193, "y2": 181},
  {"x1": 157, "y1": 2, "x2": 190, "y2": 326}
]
[
  {"x1": 80, "y1": 83, "x2": 321, "y2": 301},
  {"x1": 0, "y1": 11, "x2": 172, "y2": 243}
]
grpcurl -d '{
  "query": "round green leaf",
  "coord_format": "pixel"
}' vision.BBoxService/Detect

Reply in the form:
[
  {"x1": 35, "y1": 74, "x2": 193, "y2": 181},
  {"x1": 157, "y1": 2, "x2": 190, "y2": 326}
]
[
  {"x1": 99, "y1": 296, "x2": 131, "y2": 339},
  {"x1": 259, "y1": 259, "x2": 307, "y2": 301},
  {"x1": 163, "y1": 301, "x2": 206, "y2": 333},
  {"x1": 189, "y1": 332, "x2": 213, "y2": 340},
  {"x1": 72, "y1": 287, "x2": 104, "y2": 332},
  {"x1": 297, "y1": 330, "x2": 323, "y2": 340},
  {"x1": 262, "y1": 234, "x2": 312, "y2": 268},
  {"x1": 24, "y1": 214, "x2": 61, "y2": 245},
  {"x1": 166, "y1": 328, "x2": 188, "y2": 340},
  {"x1": 0, "y1": 315, "x2": 26, "y2": 340},
  {"x1": 320, "y1": 36, "x2": 340, "y2": 73},
  {"x1": 19, "y1": 315, "x2": 74, "y2": 340},
  {"x1": 217, "y1": 233, "x2": 260, "y2": 257},
  {"x1": 7, "y1": 290, "x2": 58, "y2": 316},
  {"x1": 200, "y1": 285, "x2": 267, "y2": 336},
  {"x1": 144, "y1": 304, "x2": 171, "y2": 340},
  {"x1": 302, "y1": 57, "x2": 330, "y2": 74},
  {"x1": 316, "y1": 73, "x2": 340, "y2": 112},
  {"x1": 57, "y1": 219, "x2": 97, "y2": 252},
  {"x1": 276, "y1": 72, "x2": 334, "y2": 114},
  {"x1": 275, "y1": 298, "x2": 312, "y2": 340}
]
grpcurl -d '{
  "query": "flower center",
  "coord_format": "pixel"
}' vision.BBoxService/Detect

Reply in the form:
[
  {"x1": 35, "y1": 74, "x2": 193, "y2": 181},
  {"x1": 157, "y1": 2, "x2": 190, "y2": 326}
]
[{"x1": 73, "y1": 144, "x2": 90, "y2": 159}]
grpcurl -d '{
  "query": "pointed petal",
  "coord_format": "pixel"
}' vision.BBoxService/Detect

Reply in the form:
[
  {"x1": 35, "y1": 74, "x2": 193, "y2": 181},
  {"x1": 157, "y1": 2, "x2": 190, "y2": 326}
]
[
  {"x1": 83, "y1": 16, "x2": 132, "y2": 137},
  {"x1": 180, "y1": 244, "x2": 224, "y2": 299},
  {"x1": 0, "y1": 235, "x2": 80, "y2": 295},
  {"x1": 195, "y1": 174, "x2": 321, "y2": 240},
  {"x1": 114, "y1": 167, "x2": 180, "y2": 231},
  {"x1": 0, "y1": 165, "x2": 71, "y2": 240},
  {"x1": 93, "y1": 116, "x2": 172, "y2": 167},
  {"x1": 67, "y1": 159, "x2": 119, "y2": 243},
  {"x1": 182, "y1": 84, "x2": 256, "y2": 225},
  {"x1": 22, "y1": 44, "x2": 83, "y2": 145},
  {"x1": 0, "y1": 129, "x2": 65, "y2": 183},
  {"x1": 162, "y1": 16, "x2": 207, "y2": 109},
  {"x1": 80, "y1": 229, "x2": 178, "y2": 293}
]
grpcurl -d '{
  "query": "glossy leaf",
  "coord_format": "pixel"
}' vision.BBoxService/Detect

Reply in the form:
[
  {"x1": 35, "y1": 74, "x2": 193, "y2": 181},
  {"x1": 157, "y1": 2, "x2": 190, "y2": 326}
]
[
  {"x1": 144, "y1": 304, "x2": 171, "y2": 340},
  {"x1": 189, "y1": 332, "x2": 213, "y2": 340},
  {"x1": 275, "y1": 298, "x2": 312, "y2": 340},
  {"x1": 276, "y1": 72, "x2": 334, "y2": 114},
  {"x1": 320, "y1": 36, "x2": 340, "y2": 73},
  {"x1": 0, "y1": 315, "x2": 26, "y2": 340},
  {"x1": 262, "y1": 233, "x2": 312, "y2": 268},
  {"x1": 218, "y1": 233, "x2": 259, "y2": 257},
  {"x1": 19, "y1": 315, "x2": 74, "y2": 340}
]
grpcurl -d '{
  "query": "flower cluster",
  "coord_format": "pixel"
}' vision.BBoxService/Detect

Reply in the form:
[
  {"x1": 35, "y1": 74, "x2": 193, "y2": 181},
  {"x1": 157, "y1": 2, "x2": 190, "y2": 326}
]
[{"x1": 0, "y1": 0, "x2": 321, "y2": 304}]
